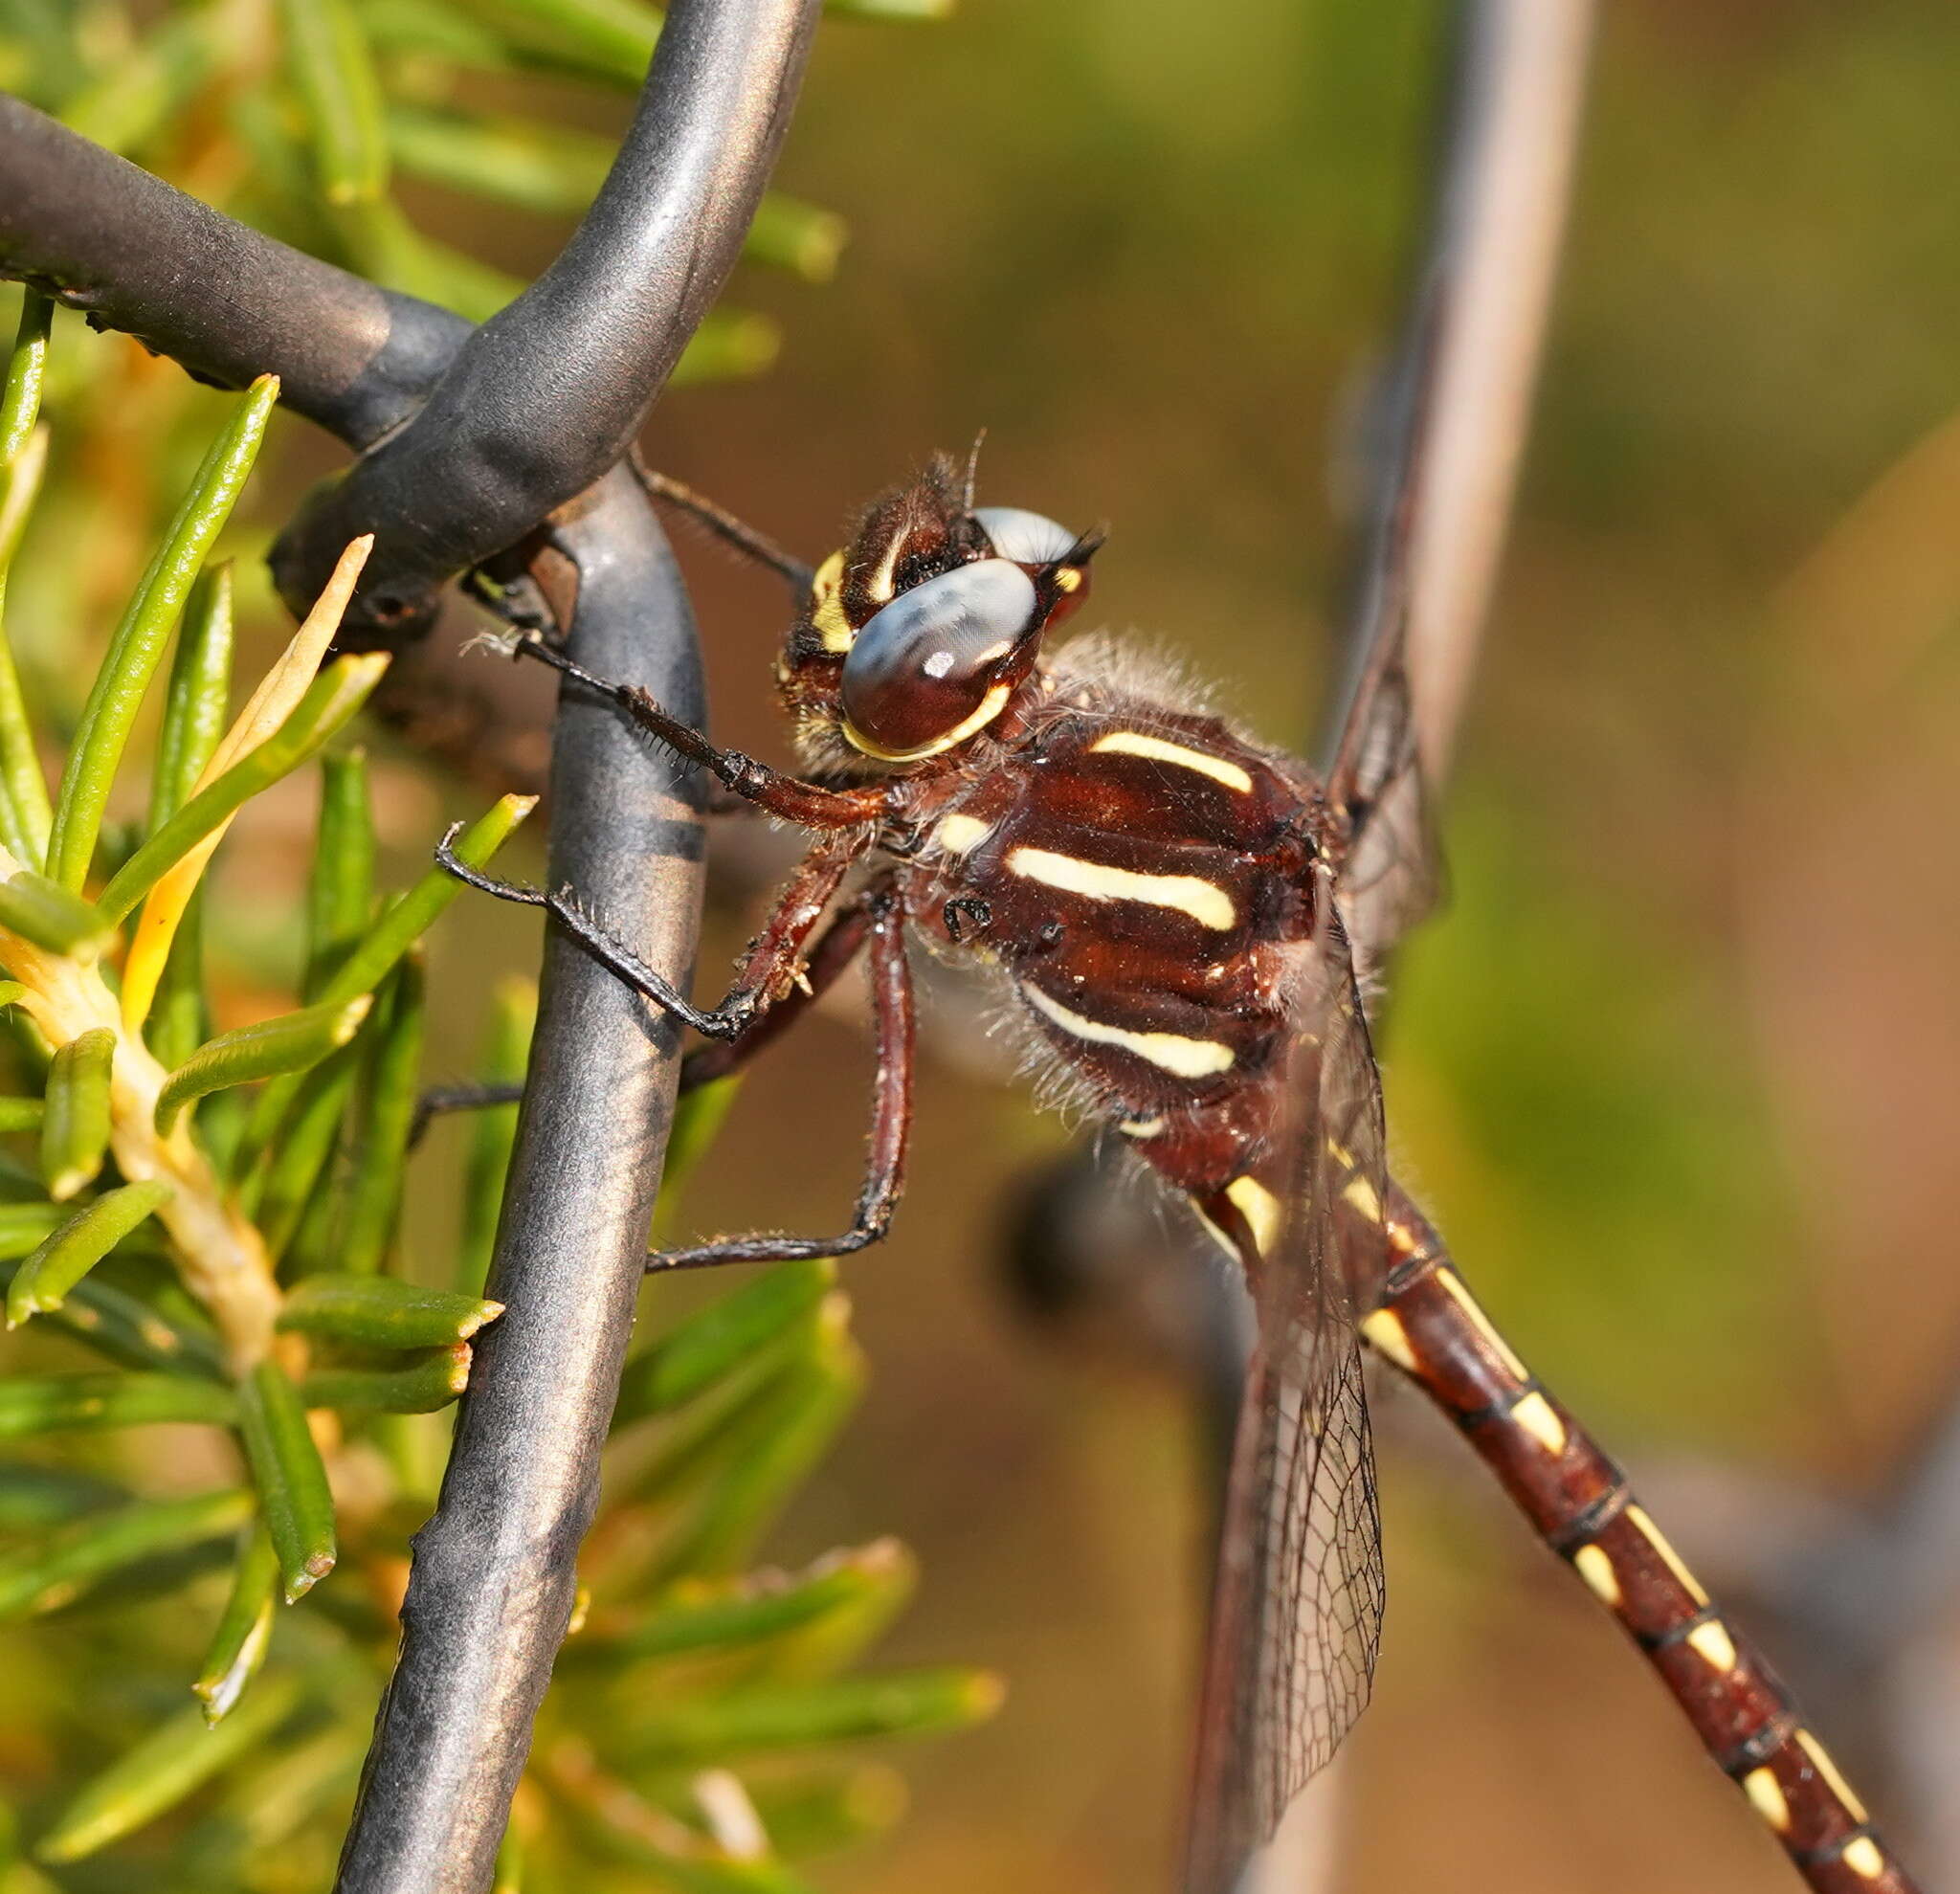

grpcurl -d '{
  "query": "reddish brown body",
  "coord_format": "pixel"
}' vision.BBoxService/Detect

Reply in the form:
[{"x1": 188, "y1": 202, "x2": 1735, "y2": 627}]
[
  {"x1": 458, "y1": 456, "x2": 1920, "y2": 1894},
  {"x1": 888, "y1": 670, "x2": 1318, "y2": 1231}
]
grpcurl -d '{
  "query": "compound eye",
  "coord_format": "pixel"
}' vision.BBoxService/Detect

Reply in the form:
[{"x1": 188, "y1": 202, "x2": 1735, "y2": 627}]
[
  {"x1": 841, "y1": 558, "x2": 1037, "y2": 758},
  {"x1": 973, "y1": 505, "x2": 1078, "y2": 566}
]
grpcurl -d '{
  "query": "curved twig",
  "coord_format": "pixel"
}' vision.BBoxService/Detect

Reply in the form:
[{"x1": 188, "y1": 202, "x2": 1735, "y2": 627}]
[
  {"x1": 334, "y1": 468, "x2": 706, "y2": 1894},
  {"x1": 0, "y1": 94, "x2": 468, "y2": 450},
  {"x1": 270, "y1": 0, "x2": 822, "y2": 646}
]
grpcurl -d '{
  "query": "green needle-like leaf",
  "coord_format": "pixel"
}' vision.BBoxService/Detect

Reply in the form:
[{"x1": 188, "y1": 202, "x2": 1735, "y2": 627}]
[
  {"x1": 592, "y1": 1544, "x2": 911, "y2": 1664},
  {"x1": 193, "y1": 1526, "x2": 279, "y2": 1724},
  {"x1": 0, "y1": 297, "x2": 53, "y2": 871},
  {"x1": 8, "y1": 1180, "x2": 174, "y2": 1326},
  {"x1": 476, "y1": 0, "x2": 659, "y2": 85},
  {"x1": 672, "y1": 310, "x2": 782, "y2": 388},
  {"x1": 59, "y1": 9, "x2": 218, "y2": 155},
  {"x1": 237, "y1": 794, "x2": 535, "y2": 1167},
  {"x1": 0, "y1": 867, "x2": 115, "y2": 960},
  {"x1": 615, "y1": 1257, "x2": 833, "y2": 1425},
  {"x1": 95, "y1": 654, "x2": 390, "y2": 925},
  {"x1": 357, "y1": 0, "x2": 512, "y2": 67},
  {"x1": 620, "y1": 1667, "x2": 1005, "y2": 1766},
  {"x1": 320, "y1": 794, "x2": 539, "y2": 1008},
  {"x1": 235, "y1": 1361, "x2": 336, "y2": 1601},
  {"x1": 746, "y1": 1765, "x2": 908, "y2": 1860},
  {"x1": 651, "y1": 1073, "x2": 743, "y2": 1239},
  {"x1": 39, "y1": 1029, "x2": 117, "y2": 1201},
  {"x1": 0, "y1": 1096, "x2": 42, "y2": 1130},
  {"x1": 45, "y1": 376, "x2": 278, "y2": 892},
  {"x1": 825, "y1": 0, "x2": 953, "y2": 15},
  {"x1": 141, "y1": 564, "x2": 234, "y2": 1067},
  {"x1": 147, "y1": 564, "x2": 235, "y2": 832},
  {"x1": 383, "y1": 107, "x2": 845, "y2": 282},
  {"x1": 154, "y1": 993, "x2": 372, "y2": 1133},
  {"x1": 0, "y1": 1203, "x2": 62, "y2": 1258},
  {"x1": 0, "y1": 291, "x2": 51, "y2": 467},
  {"x1": 278, "y1": 1273, "x2": 502, "y2": 1348},
  {"x1": 457, "y1": 975, "x2": 534, "y2": 1293},
  {"x1": 305, "y1": 748, "x2": 376, "y2": 996},
  {"x1": 745, "y1": 195, "x2": 848, "y2": 282},
  {"x1": 301, "y1": 1343, "x2": 472, "y2": 1413},
  {"x1": 246, "y1": 1042, "x2": 360, "y2": 1258},
  {"x1": 0, "y1": 1257, "x2": 226, "y2": 1376},
  {"x1": 0, "y1": 605, "x2": 52, "y2": 872},
  {"x1": 34, "y1": 1674, "x2": 302, "y2": 1862},
  {"x1": 338, "y1": 958, "x2": 423, "y2": 1273},
  {"x1": 276, "y1": 0, "x2": 390, "y2": 205},
  {"x1": 0, "y1": 1371, "x2": 236, "y2": 1437},
  {"x1": 652, "y1": 1314, "x2": 864, "y2": 1582},
  {"x1": 0, "y1": 1486, "x2": 254, "y2": 1621}
]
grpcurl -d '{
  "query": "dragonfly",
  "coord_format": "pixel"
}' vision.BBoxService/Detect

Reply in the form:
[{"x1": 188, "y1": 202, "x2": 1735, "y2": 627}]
[{"x1": 441, "y1": 443, "x2": 1922, "y2": 1894}]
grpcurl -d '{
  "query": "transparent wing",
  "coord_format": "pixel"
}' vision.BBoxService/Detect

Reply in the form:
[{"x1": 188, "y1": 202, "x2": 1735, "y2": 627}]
[
  {"x1": 1184, "y1": 865, "x2": 1392, "y2": 1894},
  {"x1": 1324, "y1": 310, "x2": 1446, "y2": 963},
  {"x1": 1330, "y1": 659, "x2": 1440, "y2": 963}
]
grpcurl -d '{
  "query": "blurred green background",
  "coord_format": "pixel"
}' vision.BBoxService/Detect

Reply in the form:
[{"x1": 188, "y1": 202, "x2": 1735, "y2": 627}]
[{"x1": 5, "y1": 0, "x2": 1959, "y2": 1889}]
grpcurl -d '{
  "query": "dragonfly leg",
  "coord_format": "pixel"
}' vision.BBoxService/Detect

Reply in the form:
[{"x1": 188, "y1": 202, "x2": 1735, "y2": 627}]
[
  {"x1": 1366, "y1": 1181, "x2": 1922, "y2": 1894},
  {"x1": 511, "y1": 635, "x2": 886, "y2": 832},
  {"x1": 434, "y1": 823, "x2": 863, "y2": 1044},
  {"x1": 631, "y1": 456, "x2": 815, "y2": 595},
  {"x1": 649, "y1": 882, "x2": 913, "y2": 1274},
  {"x1": 408, "y1": 877, "x2": 877, "y2": 1148}
]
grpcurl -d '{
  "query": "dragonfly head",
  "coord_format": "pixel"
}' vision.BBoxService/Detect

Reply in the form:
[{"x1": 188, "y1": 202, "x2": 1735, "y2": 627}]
[{"x1": 778, "y1": 451, "x2": 1102, "y2": 770}]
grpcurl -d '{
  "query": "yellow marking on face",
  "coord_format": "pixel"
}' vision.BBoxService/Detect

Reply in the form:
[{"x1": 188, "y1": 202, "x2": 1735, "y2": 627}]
[
  {"x1": 1118, "y1": 1116, "x2": 1165, "y2": 1139},
  {"x1": 1087, "y1": 729, "x2": 1255, "y2": 793},
  {"x1": 1005, "y1": 846, "x2": 1236, "y2": 931},
  {"x1": 842, "y1": 681, "x2": 1013, "y2": 763},
  {"x1": 1342, "y1": 1173, "x2": 1384, "y2": 1223},
  {"x1": 810, "y1": 549, "x2": 853, "y2": 652},
  {"x1": 1225, "y1": 1176, "x2": 1282, "y2": 1257},
  {"x1": 1623, "y1": 1504, "x2": 1710, "y2": 1609},
  {"x1": 1571, "y1": 1544, "x2": 1621, "y2": 1608},
  {"x1": 1508, "y1": 1390, "x2": 1568, "y2": 1456},
  {"x1": 1686, "y1": 1618, "x2": 1738, "y2": 1673},
  {"x1": 1360, "y1": 1306, "x2": 1417, "y2": 1372},
  {"x1": 1742, "y1": 1767, "x2": 1791, "y2": 1834},
  {"x1": 1434, "y1": 1267, "x2": 1530, "y2": 1381},
  {"x1": 1053, "y1": 566, "x2": 1082, "y2": 593},
  {"x1": 1021, "y1": 983, "x2": 1236, "y2": 1079},
  {"x1": 1794, "y1": 1729, "x2": 1869, "y2": 1824},
  {"x1": 935, "y1": 813, "x2": 991, "y2": 854},
  {"x1": 1841, "y1": 1838, "x2": 1885, "y2": 1880}
]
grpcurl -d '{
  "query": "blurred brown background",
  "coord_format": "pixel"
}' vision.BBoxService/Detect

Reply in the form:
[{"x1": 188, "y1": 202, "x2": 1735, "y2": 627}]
[{"x1": 15, "y1": 0, "x2": 1960, "y2": 1888}]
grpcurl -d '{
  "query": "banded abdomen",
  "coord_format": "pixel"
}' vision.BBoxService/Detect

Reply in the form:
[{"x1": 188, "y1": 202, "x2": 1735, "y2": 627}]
[{"x1": 901, "y1": 689, "x2": 1316, "y2": 1202}]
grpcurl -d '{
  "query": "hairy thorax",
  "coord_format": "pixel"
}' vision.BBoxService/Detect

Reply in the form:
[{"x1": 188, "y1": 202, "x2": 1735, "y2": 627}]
[{"x1": 873, "y1": 657, "x2": 1322, "y2": 1200}]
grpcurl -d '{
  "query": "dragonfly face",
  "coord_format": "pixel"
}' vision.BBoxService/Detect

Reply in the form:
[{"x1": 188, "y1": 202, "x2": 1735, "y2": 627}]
[{"x1": 773, "y1": 453, "x2": 1099, "y2": 771}]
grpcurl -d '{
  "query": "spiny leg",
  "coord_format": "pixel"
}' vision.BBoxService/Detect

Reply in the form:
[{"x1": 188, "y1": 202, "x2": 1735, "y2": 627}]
[
  {"x1": 1363, "y1": 1180, "x2": 1920, "y2": 1894},
  {"x1": 511, "y1": 633, "x2": 887, "y2": 832},
  {"x1": 412, "y1": 863, "x2": 880, "y2": 1146},
  {"x1": 650, "y1": 882, "x2": 914, "y2": 1274},
  {"x1": 434, "y1": 826, "x2": 867, "y2": 1043},
  {"x1": 630, "y1": 455, "x2": 814, "y2": 595}
]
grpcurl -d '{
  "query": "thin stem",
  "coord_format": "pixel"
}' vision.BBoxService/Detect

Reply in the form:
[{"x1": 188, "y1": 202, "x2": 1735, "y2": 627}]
[
  {"x1": 271, "y1": 0, "x2": 824, "y2": 644},
  {"x1": 332, "y1": 467, "x2": 707, "y2": 1894},
  {"x1": 0, "y1": 95, "x2": 467, "y2": 450}
]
